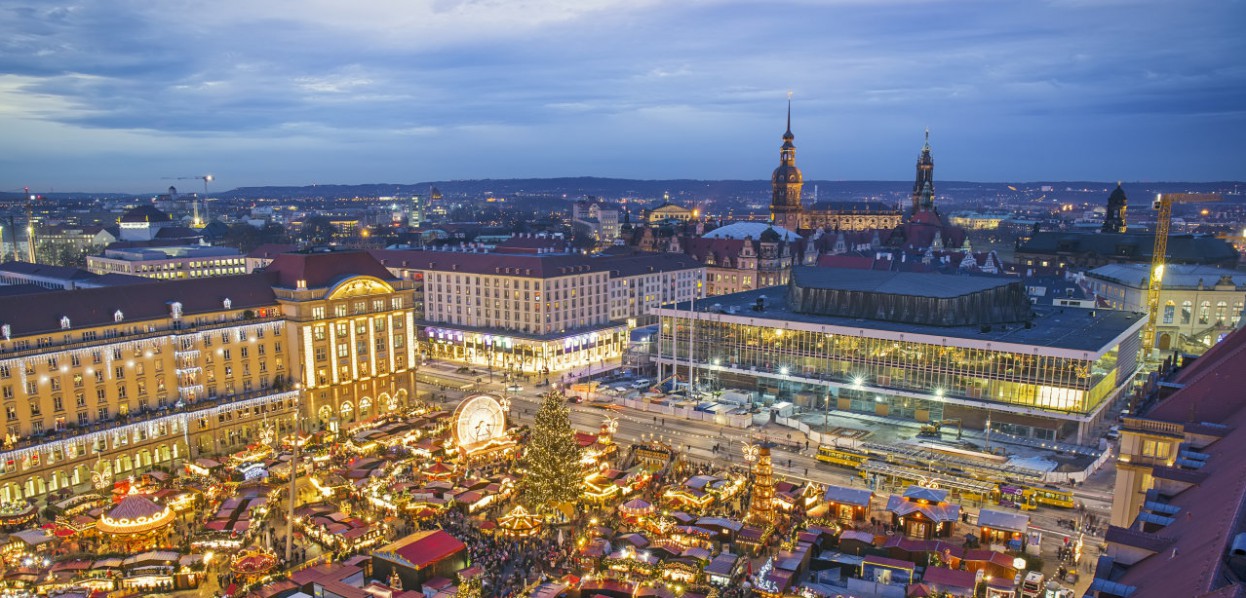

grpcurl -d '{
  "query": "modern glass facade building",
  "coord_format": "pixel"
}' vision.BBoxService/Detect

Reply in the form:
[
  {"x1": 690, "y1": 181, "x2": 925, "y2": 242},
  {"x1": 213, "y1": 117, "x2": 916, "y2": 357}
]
[{"x1": 654, "y1": 269, "x2": 1145, "y2": 443}]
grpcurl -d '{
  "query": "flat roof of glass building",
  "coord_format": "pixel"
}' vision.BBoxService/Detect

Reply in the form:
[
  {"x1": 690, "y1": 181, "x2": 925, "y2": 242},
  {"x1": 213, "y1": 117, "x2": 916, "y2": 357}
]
[
  {"x1": 660, "y1": 286, "x2": 1144, "y2": 356},
  {"x1": 792, "y1": 267, "x2": 1017, "y2": 298}
]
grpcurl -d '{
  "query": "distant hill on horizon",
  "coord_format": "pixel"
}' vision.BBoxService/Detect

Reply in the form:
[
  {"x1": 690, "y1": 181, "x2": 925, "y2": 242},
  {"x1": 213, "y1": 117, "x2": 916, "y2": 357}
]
[{"x1": 2, "y1": 177, "x2": 1242, "y2": 202}]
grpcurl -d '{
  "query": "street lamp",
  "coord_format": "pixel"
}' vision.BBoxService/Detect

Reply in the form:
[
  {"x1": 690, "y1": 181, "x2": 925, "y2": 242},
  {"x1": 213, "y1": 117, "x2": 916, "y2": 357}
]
[{"x1": 286, "y1": 383, "x2": 302, "y2": 565}]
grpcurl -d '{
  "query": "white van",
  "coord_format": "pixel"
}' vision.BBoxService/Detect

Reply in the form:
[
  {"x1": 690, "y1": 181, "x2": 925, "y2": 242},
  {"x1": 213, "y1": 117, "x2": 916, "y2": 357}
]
[{"x1": 1020, "y1": 571, "x2": 1044, "y2": 598}]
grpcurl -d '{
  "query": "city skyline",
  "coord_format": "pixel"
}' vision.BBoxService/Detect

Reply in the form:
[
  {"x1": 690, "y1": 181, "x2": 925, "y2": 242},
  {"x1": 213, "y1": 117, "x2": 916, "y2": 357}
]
[{"x1": 2, "y1": 0, "x2": 1244, "y2": 192}]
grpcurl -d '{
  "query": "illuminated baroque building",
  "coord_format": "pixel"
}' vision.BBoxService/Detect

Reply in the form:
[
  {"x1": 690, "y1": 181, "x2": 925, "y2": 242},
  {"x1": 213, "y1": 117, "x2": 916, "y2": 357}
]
[
  {"x1": 0, "y1": 250, "x2": 419, "y2": 505},
  {"x1": 1083, "y1": 263, "x2": 1246, "y2": 353},
  {"x1": 654, "y1": 266, "x2": 1144, "y2": 442},
  {"x1": 766, "y1": 104, "x2": 903, "y2": 233},
  {"x1": 686, "y1": 222, "x2": 803, "y2": 296}
]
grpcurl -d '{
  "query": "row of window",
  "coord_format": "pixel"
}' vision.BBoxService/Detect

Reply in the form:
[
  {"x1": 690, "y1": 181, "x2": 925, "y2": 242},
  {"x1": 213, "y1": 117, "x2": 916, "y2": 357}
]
[{"x1": 309, "y1": 297, "x2": 404, "y2": 320}]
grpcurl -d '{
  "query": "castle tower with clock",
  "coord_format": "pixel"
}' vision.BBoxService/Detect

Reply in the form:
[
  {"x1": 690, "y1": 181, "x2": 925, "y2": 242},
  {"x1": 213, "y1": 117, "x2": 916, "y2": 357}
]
[{"x1": 769, "y1": 100, "x2": 804, "y2": 232}]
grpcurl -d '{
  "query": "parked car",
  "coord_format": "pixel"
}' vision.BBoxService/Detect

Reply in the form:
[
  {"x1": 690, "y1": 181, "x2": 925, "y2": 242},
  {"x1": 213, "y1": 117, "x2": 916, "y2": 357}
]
[
  {"x1": 567, "y1": 395, "x2": 585, "y2": 404},
  {"x1": 1106, "y1": 426, "x2": 1121, "y2": 440},
  {"x1": 506, "y1": 384, "x2": 523, "y2": 393}
]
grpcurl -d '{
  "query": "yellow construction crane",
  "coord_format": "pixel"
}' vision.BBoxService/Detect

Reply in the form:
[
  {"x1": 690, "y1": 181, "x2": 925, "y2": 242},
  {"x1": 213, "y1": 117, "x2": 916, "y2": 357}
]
[{"x1": 1142, "y1": 192, "x2": 1222, "y2": 355}]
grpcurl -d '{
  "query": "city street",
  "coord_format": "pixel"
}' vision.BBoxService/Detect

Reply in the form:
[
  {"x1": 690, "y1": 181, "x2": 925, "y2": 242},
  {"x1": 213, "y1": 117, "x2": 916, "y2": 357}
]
[{"x1": 429, "y1": 366, "x2": 1113, "y2": 594}]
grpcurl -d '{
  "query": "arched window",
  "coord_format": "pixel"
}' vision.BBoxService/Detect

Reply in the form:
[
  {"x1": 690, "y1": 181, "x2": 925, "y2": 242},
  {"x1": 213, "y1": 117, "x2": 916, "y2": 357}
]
[
  {"x1": 1200, "y1": 301, "x2": 1211, "y2": 325},
  {"x1": 1216, "y1": 301, "x2": 1229, "y2": 325},
  {"x1": 1182, "y1": 301, "x2": 1192, "y2": 324},
  {"x1": 1163, "y1": 301, "x2": 1175, "y2": 324}
]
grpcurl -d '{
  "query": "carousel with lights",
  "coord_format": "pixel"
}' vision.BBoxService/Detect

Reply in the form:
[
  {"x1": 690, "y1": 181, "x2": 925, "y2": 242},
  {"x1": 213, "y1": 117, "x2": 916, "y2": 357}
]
[
  {"x1": 495, "y1": 505, "x2": 543, "y2": 538},
  {"x1": 95, "y1": 494, "x2": 176, "y2": 550},
  {"x1": 230, "y1": 546, "x2": 279, "y2": 581}
]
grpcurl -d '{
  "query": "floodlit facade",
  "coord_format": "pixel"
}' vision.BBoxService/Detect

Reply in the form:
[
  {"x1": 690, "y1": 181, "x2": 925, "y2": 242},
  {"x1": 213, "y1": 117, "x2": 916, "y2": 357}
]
[
  {"x1": 87, "y1": 246, "x2": 247, "y2": 280},
  {"x1": 1083, "y1": 263, "x2": 1246, "y2": 352},
  {"x1": 0, "y1": 250, "x2": 420, "y2": 506},
  {"x1": 370, "y1": 248, "x2": 702, "y2": 375}
]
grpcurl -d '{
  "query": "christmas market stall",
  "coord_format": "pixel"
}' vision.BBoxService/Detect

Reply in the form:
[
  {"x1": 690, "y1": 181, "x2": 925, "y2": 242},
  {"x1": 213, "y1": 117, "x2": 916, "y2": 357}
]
[
  {"x1": 813, "y1": 484, "x2": 873, "y2": 522},
  {"x1": 860, "y1": 555, "x2": 917, "y2": 586},
  {"x1": 704, "y1": 552, "x2": 745, "y2": 588},
  {"x1": 885, "y1": 486, "x2": 960, "y2": 540},
  {"x1": 0, "y1": 503, "x2": 37, "y2": 530},
  {"x1": 976, "y1": 508, "x2": 1030, "y2": 551}
]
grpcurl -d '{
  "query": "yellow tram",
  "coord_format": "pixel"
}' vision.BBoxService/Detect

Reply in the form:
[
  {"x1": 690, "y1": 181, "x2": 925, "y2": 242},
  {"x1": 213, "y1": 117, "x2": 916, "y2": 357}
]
[
  {"x1": 815, "y1": 445, "x2": 870, "y2": 468},
  {"x1": 820, "y1": 442, "x2": 1078, "y2": 510}
]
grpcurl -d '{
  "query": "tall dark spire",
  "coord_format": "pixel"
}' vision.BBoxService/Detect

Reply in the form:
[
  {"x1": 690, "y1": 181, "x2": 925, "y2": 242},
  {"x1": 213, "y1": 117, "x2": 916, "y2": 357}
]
[
  {"x1": 770, "y1": 96, "x2": 803, "y2": 231},
  {"x1": 784, "y1": 97, "x2": 793, "y2": 140},
  {"x1": 911, "y1": 128, "x2": 935, "y2": 215}
]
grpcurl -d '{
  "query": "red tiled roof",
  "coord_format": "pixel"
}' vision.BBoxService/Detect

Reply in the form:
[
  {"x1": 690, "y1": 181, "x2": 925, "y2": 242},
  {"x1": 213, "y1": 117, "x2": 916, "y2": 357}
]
[
  {"x1": 264, "y1": 251, "x2": 396, "y2": 289},
  {"x1": 1103, "y1": 526, "x2": 1174, "y2": 554},
  {"x1": 246, "y1": 244, "x2": 299, "y2": 259},
  {"x1": 376, "y1": 530, "x2": 465, "y2": 569},
  {"x1": 922, "y1": 566, "x2": 977, "y2": 590},
  {"x1": 1153, "y1": 326, "x2": 1246, "y2": 423},
  {"x1": 1108, "y1": 327, "x2": 1246, "y2": 597},
  {"x1": 0, "y1": 272, "x2": 278, "y2": 336},
  {"x1": 368, "y1": 248, "x2": 700, "y2": 278},
  {"x1": 863, "y1": 555, "x2": 917, "y2": 570}
]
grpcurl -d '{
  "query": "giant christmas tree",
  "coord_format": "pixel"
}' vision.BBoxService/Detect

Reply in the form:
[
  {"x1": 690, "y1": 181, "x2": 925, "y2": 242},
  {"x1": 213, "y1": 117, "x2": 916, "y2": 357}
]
[{"x1": 518, "y1": 391, "x2": 584, "y2": 511}]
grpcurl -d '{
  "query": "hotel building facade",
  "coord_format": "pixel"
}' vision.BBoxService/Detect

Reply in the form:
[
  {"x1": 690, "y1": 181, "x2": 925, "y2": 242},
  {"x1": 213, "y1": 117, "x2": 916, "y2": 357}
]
[
  {"x1": 0, "y1": 251, "x2": 419, "y2": 506},
  {"x1": 368, "y1": 248, "x2": 703, "y2": 376}
]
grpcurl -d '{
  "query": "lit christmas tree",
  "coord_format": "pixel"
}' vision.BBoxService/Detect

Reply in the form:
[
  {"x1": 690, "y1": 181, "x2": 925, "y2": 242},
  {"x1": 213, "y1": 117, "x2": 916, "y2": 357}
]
[{"x1": 518, "y1": 391, "x2": 584, "y2": 511}]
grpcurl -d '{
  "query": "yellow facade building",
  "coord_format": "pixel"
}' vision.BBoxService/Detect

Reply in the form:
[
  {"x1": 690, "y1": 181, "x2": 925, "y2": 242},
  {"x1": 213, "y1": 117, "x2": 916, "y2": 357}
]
[{"x1": 0, "y1": 250, "x2": 419, "y2": 506}]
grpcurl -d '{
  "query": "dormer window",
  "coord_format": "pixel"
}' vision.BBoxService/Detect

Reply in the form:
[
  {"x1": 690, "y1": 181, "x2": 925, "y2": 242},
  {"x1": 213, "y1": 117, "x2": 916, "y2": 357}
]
[
  {"x1": 60, "y1": 316, "x2": 71, "y2": 330},
  {"x1": 114, "y1": 310, "x2": 124, "y2": 323}
]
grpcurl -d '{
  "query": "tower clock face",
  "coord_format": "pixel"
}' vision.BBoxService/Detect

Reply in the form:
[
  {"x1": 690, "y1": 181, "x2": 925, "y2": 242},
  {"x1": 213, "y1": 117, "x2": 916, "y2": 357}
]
[{"x1": 453, "y1": 394, "x2": 507, "y2": 447}]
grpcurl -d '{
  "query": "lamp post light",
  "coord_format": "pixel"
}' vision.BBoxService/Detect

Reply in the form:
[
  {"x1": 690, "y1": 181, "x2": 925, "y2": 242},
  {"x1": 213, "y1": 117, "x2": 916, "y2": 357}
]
[{"x1": 286, "y1": 383, "x2": 302, "y2": 565}]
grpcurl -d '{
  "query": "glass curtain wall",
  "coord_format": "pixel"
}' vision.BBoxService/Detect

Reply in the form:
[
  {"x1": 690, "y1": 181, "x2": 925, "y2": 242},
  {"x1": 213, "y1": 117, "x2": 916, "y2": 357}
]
[{"x1": 659, "y1": 316, "x2": 1117, "y2": 416}]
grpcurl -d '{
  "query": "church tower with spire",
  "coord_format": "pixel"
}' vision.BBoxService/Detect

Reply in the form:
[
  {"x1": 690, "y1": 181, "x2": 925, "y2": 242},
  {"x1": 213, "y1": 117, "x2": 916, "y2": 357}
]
[
  {"x1": 770, "y1": 99, "x2": 804, "y2": 231},
  {"x1": 911, "y1": 129, "x2": 935, "y2": 215},
  {"x1": 1102, "y1": 182, "x2": 1128, "y2": 234}
]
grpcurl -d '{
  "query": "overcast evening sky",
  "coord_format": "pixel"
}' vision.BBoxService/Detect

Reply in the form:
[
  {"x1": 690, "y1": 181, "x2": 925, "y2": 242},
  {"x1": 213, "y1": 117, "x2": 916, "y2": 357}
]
[{"x1": 1, "y1": 0, "x2": 1244, "y2": 193}]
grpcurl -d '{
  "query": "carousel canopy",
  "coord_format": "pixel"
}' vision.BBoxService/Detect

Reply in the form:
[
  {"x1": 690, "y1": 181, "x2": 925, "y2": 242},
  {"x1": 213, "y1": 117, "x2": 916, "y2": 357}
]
[
  {"x1": 620, "y1": 499, "x2": 654, "y2": 513},
  {"x1": 96, "y1": 495, "x2": 174, "y2": 535},
  {"x1": 498, "y1": 506, "x2": 542, "y2": 534}
]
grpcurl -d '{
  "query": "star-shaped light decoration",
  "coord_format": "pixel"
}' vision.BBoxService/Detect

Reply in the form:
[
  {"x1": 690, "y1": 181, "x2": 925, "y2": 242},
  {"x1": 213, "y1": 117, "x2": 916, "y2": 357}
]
[
  {"x1": 499, "y1": 396, "x2": 512, "y2": 413},
  {"x1": 605, "y1": 417, "x2": 618, "y2": 435}
]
